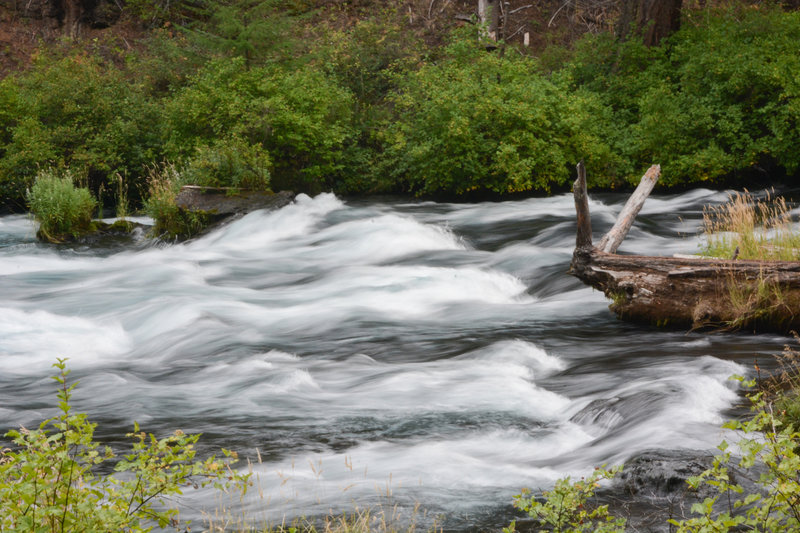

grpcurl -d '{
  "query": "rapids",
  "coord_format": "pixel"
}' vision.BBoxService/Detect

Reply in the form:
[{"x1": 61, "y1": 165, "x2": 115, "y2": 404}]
[{"x1": 0, "y1": 190, "x2": 790, "y2": 530}]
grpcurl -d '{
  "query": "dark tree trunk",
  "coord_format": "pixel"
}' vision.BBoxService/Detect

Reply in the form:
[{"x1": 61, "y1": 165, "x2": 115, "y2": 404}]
[{"x1": 616, "y1": 0, "x2": 682, "y2": 47}]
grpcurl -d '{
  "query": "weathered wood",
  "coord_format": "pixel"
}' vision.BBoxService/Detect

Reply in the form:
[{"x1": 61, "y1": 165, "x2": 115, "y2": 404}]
[
  {"x1": 573, "y1": 161, "x2": 592, "y2": 250},
  {"x1": 570, "y1": 248, "x2": 800, "y2": 332},
  {"x1": 597, "y1": 164, "x2": 660, "y2": 253},
  {"x1": 568, "y1": 164, "x2": 800, "y2": 333}
]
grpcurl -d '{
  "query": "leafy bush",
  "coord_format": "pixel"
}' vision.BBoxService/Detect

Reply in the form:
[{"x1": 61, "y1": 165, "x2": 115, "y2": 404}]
[
  {"x1": 507, "y1": 466, "x2": 625, "y2": 533},
  {"x1": 0, "y1": 52, "x2": 162, "y2": 208},
  {"x1": 670, "y1": 376, "x2": 800, "y2": 532},
  {"x1": 27, "y1": 168, "x2": 97, "y2": 243},
  {"x1": 182, "y1": 135, "x2": 272, "y2": 190},
  {"x1": 164, "y1": 57, "x2": 356, "y2": 192},
  {"x1": 384, "y1": 28, "x2": 619, "y2": 197},
  {"x1": 0, "y1": 359, "x2": 246, "y2": 532}
]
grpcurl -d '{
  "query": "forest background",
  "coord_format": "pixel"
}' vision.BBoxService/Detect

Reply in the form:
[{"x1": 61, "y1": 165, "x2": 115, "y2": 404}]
[{"x1": 1, "y1": 0, "x2": 799, "y2": 215}]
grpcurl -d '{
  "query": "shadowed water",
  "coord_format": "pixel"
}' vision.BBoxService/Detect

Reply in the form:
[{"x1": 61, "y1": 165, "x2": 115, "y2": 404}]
[{"x1": 0, "y1": 191, "x2": 789, "y2": 530}]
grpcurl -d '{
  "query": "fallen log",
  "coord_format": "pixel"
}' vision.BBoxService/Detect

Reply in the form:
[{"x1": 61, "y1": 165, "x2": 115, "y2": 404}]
[{"x1": 568, "y1": 164, "x2": 800, "y2": 332}]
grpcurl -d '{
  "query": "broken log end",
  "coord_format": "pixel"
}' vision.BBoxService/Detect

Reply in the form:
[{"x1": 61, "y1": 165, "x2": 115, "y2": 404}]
[{"x1": 573, "y1": 161, "x2": 593, "y2": 251}]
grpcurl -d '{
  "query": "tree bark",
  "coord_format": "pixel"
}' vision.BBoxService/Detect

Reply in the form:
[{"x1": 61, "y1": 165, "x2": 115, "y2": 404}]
[
  {"x1": 570, "y1": 248, "x2": 800, "y2": 333},
  {"x1": 477, "y1": 0, "x2": 500, "y2": 41},
  {"x1": 616, "y1": 0, "x2": 682, "y2": 47}
]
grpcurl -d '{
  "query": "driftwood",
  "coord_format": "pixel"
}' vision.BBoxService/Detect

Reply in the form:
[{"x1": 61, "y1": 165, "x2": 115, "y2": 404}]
[{"x1": 568, "y1": 163, "x2": 800, "y2": 332}]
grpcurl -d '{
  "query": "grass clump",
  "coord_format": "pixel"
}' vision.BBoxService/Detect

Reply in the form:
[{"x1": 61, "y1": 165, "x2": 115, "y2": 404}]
[
  {"x1": 182, "y1": 135, "x2": 272, "y2": 191},
  {"x1": 143, "y1": 162, "x2": 212, "y2": 240},
  {"x1": 26, "y1": 168, "x2": 97, "y2": 243},
  {"x1": 701, "y1": 191, "x2": 800, "y2": 261}
]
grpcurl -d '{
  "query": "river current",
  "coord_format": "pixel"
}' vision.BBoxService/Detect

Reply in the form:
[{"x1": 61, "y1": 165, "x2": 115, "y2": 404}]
[{"x1": 0, "y1": 190, "x2": 791, "y2": 530}]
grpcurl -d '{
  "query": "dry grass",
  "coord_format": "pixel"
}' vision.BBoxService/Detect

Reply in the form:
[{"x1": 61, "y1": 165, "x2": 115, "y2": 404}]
[
  {"x1": 702, "y1": 190, "x2": 800, "y2": 261},
  {"x1": 760, "y1": 336, "x2": 800, "y2": 428},
  {"x1": 202, "y1": 452, "x2": 442, "y2": 533}
]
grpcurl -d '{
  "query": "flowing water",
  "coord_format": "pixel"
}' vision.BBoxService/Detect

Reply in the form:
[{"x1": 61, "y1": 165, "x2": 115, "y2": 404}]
[{"x1": 0, "y1": 190, "x2": 791, "y2": 530}]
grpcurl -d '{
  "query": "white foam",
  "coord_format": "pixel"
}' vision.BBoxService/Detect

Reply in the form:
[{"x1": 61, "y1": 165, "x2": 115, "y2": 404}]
[{"x1": 0, "y1": 307, "x2": 132, "y2": 374}]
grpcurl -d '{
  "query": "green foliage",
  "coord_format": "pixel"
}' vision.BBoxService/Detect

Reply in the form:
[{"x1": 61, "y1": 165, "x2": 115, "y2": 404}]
[
  {"x1": 385, "y1": 31, "x2": 618, "y2": 196},
  {"x1": 164, "y1": 57, "x2": 355, "y2": 192},
  {"x1": 181, "y1": 0, "x2": 315, "y2": 65},
  {"x1": 183, "y1": 135, "x2": 272, "y2": 190},
  {"x1": 143, "y1": 163, "x2": 211, "y2": 240},
  {"x1": 508, "y1": 466, "x2": 625, "y2": 533},
  {"x1": 26, "y1": 168, "x2": 97, "y2": 243},
  {"x1": 564, "y1": 5, "x2": 800, "y2": 186},
  {"x1": 670, "y1": 377, "x2": 800, "y2": 532},
  {"x1": 0, "y1": 52, "x2": 162, "y2": 208},
  {"x1": 319, "y1": 17, "x2": 421, "y2": 106},
  {"x1": 0, "y1": 359, "x2": 247, "y2": 532}
]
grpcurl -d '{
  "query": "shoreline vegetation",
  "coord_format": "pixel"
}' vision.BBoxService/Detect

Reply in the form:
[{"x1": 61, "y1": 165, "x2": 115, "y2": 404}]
[{"x1": 2, "y1": 2, "x2": 800, "y2": 236}]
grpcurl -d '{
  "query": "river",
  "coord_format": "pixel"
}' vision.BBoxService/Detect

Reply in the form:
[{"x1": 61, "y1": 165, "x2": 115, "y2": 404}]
[{"x1": 0, "y1": 190, "x2": 791, "y2": 531}]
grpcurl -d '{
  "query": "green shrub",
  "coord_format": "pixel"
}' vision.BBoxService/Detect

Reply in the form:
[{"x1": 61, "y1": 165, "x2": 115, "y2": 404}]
[
  {"x1": 182, "y1": 0, "x2": 315, "y2": 65},
  {"x1": 164, "y1": 57, "x2": 356, "y2": 192},
  {"x1": 183, "y1": 135, "x2": 272, "y2": 190},
  {"x1": 0, "y1": 52, "x2": 162, "y2": 208},
  {"x1": 27, "y1": 168, "x2": 97, "y2": 243},
  {"x1": 506, "y1": 466, "x2": 625, "y2": 533},
  {"x1": 0, "y1": 359, "x2": 246, "y2": 532},
  {"x1": 384, "y1": 29, "x2": 619, "y2": 196},
  {"x1": 670, "y1": 376, "x2": 800, "y2": 532}
]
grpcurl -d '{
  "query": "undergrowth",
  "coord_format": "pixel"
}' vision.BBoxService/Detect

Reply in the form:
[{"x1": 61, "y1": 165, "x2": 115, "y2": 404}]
[{"x1": 0, "y1": 359, "x2": 248, "y2": 532}]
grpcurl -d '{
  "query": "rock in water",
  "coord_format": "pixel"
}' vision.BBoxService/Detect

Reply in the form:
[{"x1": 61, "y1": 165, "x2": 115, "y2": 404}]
[{"x1": 175, "y1": 187, "x2": 295, "y2": 216}]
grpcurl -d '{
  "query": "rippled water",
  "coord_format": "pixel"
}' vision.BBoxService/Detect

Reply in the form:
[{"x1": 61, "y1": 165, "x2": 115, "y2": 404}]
[{"x1": 0, "y1": 190, "x2": 790, "y2": 530}]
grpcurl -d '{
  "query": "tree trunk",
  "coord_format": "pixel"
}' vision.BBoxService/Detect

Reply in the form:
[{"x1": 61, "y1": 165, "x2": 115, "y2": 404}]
[
  {"x1": 616, "y1": 0, "x2": 682, "y2": 47},
  {"x1": 60, "y1": 0, "x2": 82, "y2": 37},
  {"x1": 477, "y1": 0, "x2": 500, "y2": 42}
]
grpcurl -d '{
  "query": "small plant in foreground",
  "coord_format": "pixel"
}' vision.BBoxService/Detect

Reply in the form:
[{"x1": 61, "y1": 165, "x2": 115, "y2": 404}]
[
  {"x1": 669, "y1": 375, "x2": 800, "y2": 532},
  {"x1": 26, "y1": 168, "x2": 97, "y2": 243},
  {"x1": 0, "y1": 359, "x2": 248, "y2": 532},
  {"x1": 506, "y1": 465, "x2": 625, "y2": 533}
]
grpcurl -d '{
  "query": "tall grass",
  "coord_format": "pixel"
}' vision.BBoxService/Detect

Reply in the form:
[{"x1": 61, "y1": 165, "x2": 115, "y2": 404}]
[
  {"x1": 26, "y1": 168, "x2": 96, "y2": 243},
  {"x1": 702, "y1": 190, "x2": 800, "y2": 261}
]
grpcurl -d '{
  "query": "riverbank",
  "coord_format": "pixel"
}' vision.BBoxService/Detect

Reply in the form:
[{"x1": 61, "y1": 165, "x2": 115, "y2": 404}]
[{"x1": 2, "y1": 3, "x2": 800, "y2": 215}]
